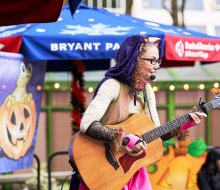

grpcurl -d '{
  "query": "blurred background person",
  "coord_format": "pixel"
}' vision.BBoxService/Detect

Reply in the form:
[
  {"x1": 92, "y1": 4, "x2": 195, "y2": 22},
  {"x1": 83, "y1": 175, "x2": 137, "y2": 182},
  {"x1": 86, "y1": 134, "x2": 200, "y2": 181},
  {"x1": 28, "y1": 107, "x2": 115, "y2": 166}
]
[{"x1": 197, "y1": 146, "x2": 220, "y2": 190}]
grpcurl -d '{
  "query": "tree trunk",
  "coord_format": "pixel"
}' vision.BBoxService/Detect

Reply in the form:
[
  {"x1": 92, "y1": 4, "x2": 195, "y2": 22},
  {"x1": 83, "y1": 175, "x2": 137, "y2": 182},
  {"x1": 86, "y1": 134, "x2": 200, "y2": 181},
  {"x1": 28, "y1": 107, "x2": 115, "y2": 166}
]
[
  {"x1": 162, "y1": 0, "x2": 185, "y2": 27},
  {"x1": 181, "y1": 0, "x2": 186, "y2": 27},
  {"x1": 126, "y1": 0, "x2": 133, "y2": 15},
  {"x1": 171, "y1": 0, "x2": 178, "y2": 26}
]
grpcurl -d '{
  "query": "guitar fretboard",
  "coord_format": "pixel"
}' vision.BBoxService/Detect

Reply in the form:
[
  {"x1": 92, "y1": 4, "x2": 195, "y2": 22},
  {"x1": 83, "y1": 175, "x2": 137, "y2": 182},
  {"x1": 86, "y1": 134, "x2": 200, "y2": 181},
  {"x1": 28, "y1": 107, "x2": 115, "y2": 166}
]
[{"x1": 142, "y1": 100, "x2": 215, "y2": 144}]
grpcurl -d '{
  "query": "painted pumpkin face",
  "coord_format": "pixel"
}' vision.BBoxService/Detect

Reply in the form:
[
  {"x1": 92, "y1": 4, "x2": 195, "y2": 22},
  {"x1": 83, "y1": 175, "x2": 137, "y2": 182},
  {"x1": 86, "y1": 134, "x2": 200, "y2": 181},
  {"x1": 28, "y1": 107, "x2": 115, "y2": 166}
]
[{"x1": 0, "y1": 100, "x2": 36, "y2": 160}]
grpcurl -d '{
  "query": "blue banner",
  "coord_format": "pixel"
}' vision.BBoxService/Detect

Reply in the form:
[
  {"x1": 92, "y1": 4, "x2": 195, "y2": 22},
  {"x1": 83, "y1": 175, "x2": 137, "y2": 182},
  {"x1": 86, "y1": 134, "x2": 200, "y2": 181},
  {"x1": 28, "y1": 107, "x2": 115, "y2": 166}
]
[{"x1": 0, "y1": 51, "x2": 46, "y2": 173}]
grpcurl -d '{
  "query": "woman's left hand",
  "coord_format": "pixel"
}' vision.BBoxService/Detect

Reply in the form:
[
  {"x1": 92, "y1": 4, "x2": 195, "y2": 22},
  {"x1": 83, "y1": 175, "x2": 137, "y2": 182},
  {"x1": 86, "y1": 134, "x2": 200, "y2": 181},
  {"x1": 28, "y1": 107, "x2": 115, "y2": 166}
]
[
  {"x1": 181, "y1": 111, "x2": 207, "y2": 132},
  {"x1": 189, "y1": 112, "x2": 207, "y2": 125}
]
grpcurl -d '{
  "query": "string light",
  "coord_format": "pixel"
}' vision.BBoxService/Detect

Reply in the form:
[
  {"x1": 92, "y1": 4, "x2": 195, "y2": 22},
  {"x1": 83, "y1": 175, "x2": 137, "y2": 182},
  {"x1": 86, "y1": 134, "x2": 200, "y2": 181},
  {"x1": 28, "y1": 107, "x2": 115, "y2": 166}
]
[
  {"x1": 36, "y1": 85, "x2": 42, "y2": 91},
  {"x1": 152, "y1": 86, "x2": 159, "y2": 92},
  {"x1": 169, "y1": 85, "x2": 175, "y2": 91},
  {"x1": 198, "y1": 84, "x2": 205, "y2": 90},
  {"x1": 214, "y1": 82, "x2": 219, "y2": 88},
  {"x1": 183, "y1": 84, "x2": 189, "y2": 91},
  {"x1": 88, "y1": 87, "x2": 94, "y2": 93},
  {"x1": 54, "y1": 82, "x2": 60, "y2": 89}
]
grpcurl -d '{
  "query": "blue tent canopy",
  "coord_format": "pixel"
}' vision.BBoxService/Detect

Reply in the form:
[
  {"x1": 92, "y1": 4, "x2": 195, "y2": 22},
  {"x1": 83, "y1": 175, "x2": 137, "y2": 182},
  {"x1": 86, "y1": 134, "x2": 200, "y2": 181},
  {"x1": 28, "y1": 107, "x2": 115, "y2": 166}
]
[
  {"x1": 21, "y1": 5, "x2": 164, "y2": 61},
  {"x1": 1, "y1": 4, "x2": 220, "y2": 65}
]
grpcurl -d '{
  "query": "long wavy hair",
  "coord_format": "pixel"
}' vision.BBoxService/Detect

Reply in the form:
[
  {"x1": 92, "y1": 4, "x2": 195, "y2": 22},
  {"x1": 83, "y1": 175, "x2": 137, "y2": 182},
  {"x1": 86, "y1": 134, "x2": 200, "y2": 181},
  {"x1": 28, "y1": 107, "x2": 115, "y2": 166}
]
[
  {"x1": 200, "y1": 147, "x2": 220, "y2": 182},
  {"x1": 93, "y1": 34, "x2": 163, "y2": 98}
]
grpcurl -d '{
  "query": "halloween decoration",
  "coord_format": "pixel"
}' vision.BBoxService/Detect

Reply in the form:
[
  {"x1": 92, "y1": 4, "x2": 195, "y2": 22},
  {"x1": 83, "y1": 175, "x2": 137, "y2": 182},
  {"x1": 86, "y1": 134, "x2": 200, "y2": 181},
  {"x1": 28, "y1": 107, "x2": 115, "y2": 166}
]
[
  {"x1": 0, "y1": 100, "x2": 36, "y2": 159},
  {"x1": 0, "y1": 62, "x2": 36, "y2": 160},
  {"x1": 70, "y1": 60, "x2": 86, "y2": 132},
  {"x1": 148, "y1": 138, "x2": 207, "y2": 190}
]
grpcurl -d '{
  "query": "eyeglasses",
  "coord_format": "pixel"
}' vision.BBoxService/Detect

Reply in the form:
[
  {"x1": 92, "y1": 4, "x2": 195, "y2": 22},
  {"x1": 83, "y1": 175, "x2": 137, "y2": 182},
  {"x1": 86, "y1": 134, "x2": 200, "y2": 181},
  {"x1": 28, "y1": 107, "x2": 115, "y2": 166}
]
[{"x1": 139, "y1": 58, "x2": 162, "y2": 66}]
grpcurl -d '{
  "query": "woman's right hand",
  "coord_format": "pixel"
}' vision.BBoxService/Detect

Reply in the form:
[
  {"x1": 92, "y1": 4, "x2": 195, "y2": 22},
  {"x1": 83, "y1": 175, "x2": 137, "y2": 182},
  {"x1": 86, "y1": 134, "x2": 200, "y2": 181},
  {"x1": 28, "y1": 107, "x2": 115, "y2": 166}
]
[{"x1": 121, "y1": 132, "x2": 147, "y2": 152}]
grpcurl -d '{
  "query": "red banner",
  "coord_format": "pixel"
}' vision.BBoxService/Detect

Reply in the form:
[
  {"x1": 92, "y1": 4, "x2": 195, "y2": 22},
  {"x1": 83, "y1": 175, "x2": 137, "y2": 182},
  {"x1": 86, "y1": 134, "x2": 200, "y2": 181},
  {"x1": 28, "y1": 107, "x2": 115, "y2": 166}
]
[
  {"x1": 165, "y1": 34, "x2": 220, "y2": 62},
  {"x1": 0, "y1": 0, "x2": 63, "y2": 26},
  {"x1": 0, "y1": 36, "x2": 22, "y2": 53}
]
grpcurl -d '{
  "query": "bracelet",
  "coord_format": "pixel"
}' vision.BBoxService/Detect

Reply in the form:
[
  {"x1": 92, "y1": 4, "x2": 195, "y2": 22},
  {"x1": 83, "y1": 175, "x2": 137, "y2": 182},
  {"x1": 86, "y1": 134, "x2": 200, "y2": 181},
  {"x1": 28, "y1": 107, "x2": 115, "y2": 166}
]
[
  {"x1": 125, "y1": 134, "x2": 140, "y2": 148},
  {"x1": 114, "y1": 130, "x2": 142, "y2": 151}
]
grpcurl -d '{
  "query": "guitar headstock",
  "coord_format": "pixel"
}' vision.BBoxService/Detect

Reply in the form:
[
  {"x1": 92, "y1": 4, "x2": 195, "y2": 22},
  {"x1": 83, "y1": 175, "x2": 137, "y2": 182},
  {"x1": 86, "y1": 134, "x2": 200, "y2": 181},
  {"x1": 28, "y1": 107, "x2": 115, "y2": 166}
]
[{"x1": 211, "y1": 88, "x2": 220, "y2": 109}]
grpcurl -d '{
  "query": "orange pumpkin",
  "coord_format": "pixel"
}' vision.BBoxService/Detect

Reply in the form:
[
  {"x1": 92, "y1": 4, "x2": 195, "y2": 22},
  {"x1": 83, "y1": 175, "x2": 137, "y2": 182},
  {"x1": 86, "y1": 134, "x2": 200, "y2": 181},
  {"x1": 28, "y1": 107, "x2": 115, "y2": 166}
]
[
  {"x1": 0, "y1": 100, "x2": 36, "y2": 160},
  {"x1": 174, "y1": 139, "x2": 192, "y2": 156},
  {"x1": 148, "y1": 144, "x2": 206, "y2": 190}
]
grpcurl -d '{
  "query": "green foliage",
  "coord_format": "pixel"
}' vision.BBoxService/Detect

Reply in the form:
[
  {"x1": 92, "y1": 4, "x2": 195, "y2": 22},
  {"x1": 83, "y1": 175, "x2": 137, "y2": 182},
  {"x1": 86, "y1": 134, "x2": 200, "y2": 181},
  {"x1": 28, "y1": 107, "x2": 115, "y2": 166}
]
[{"x1": 23, "y1": 163, "x2": 70, "y2": 190}]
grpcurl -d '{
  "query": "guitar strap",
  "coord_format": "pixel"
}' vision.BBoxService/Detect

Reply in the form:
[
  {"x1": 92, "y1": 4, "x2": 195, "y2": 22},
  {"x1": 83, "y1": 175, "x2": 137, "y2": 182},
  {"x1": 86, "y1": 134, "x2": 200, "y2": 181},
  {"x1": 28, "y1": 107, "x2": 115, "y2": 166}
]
[
  {"x1": 104, "y1": 143, "x2": 120, "y2": 170},
  {"x1": 143, "y1": 86, "x2": 154, "y2": 124},
  {"x1": 69, "y1": 157, "x2": 90, "y2": 189}
]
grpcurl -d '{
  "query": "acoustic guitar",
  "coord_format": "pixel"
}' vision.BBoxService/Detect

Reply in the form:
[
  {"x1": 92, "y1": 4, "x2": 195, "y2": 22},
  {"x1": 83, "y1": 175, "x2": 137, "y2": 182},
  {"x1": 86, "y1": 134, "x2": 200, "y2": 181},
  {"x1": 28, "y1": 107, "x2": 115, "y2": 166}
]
[{"x1": 69, "y1": 93, "x2": 220, "y2": 190}]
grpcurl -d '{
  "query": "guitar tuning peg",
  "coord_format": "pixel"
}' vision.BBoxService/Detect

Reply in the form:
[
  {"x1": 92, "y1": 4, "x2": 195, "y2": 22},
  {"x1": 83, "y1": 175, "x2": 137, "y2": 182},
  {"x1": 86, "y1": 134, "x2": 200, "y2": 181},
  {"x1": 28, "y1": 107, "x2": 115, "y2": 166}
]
[
  {"x1": 199, "y1": 97, "x2": 205, "y2": 105},
  {"x1": 199, "y1": 97, "x2": 208, "y2": 114},
  {"x1": 211, "y1": 88, "x2": 220, "y2": 95}
]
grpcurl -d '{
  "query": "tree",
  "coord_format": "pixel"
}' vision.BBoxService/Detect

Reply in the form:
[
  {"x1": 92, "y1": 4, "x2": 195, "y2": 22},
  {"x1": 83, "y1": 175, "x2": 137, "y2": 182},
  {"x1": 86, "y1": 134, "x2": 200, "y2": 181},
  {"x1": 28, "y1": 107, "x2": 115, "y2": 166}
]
[
  {"x1": 162, "y1": 0, "x2": 186, "y2": 27},
  {"x1": 126, "y1": 0, "x2": 133, "y2": 15},
  {"x1": 125, "y1": 0, "x2": 186, "y2": 26}
]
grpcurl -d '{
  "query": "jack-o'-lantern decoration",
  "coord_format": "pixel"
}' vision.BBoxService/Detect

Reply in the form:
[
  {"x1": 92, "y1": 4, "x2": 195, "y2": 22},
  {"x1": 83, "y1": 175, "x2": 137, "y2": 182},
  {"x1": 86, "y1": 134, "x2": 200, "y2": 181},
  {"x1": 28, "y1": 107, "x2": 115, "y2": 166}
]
[
  {"x1": 148, "y1": 138, "x2": 207, "y2": 190},
  {"x1": 0, "y1": 62, "x2": 36, "y2": 160},
  {"x1": 0, "y1": 99, "x2": 36, "y2": 160}
]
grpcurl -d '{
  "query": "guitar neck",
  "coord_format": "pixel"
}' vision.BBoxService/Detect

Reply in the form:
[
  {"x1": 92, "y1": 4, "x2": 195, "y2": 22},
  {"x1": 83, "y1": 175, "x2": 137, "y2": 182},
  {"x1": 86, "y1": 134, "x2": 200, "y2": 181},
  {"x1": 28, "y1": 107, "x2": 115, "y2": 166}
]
[{"x1": 142, "y1": 100, "x2": 215, "y2": 144}]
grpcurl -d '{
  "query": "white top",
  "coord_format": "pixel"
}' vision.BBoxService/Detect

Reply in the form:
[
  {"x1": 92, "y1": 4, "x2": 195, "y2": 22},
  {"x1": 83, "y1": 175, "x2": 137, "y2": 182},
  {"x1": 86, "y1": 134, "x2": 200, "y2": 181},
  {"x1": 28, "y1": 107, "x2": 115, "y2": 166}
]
[{"x1": 80, "y1": 79, "x2": 160, "y2": 133}]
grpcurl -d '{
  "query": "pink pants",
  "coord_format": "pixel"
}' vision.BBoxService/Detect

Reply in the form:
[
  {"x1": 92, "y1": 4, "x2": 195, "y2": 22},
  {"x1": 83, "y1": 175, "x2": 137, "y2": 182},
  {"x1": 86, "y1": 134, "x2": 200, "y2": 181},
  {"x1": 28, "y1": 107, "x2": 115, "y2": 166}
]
[{"x1": 79, "y1": 167, "x2": 152, "y2": 190}]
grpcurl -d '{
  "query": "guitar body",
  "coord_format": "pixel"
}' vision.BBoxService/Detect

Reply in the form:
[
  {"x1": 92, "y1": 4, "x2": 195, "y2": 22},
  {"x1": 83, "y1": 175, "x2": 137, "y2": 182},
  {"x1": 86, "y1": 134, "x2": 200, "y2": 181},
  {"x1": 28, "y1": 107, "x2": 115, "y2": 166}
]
[{"x1": 70, "y1": 113, "x2": 163, "y2": 190}]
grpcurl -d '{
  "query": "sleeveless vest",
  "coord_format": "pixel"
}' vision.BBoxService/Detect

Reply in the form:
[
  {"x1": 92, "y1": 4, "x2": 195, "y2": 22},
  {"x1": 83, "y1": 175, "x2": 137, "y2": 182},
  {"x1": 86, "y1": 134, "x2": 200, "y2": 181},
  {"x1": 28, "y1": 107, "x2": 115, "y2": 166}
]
[{"x1": 100, "y1": 83, "x2": 149, "y2": 125}]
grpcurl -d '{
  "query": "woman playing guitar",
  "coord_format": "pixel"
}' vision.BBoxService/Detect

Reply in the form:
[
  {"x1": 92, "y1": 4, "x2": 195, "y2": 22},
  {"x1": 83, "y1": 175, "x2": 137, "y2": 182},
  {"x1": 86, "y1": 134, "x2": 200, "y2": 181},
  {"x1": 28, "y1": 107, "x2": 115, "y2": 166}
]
[{"x1": 70, "y1": 35, "x2": 207, "y2": 190}]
